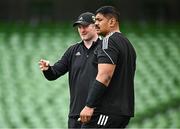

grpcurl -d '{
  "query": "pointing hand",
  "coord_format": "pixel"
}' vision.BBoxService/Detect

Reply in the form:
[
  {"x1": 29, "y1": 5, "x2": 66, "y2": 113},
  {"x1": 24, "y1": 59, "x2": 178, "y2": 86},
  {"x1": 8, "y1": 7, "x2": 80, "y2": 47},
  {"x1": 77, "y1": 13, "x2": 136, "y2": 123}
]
[{"x1": 39, "y1": 59, "x2": 50, "y2": 71}]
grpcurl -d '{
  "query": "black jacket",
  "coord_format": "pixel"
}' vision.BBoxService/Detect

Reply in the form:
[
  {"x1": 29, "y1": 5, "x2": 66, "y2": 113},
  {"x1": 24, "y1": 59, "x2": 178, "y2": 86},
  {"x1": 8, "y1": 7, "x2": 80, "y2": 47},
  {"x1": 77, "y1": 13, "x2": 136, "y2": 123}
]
[{"x1": 43, "y1": 39, "x2": 100, "y2": 117}]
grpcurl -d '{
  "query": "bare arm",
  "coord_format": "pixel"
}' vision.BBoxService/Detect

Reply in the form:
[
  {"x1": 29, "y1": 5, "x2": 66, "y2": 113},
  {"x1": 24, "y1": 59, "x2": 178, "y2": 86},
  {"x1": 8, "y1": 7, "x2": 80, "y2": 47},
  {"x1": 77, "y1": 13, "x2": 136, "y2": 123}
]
[{"x1": 96, "y1": 63, "x2": 116, "y2": 86}]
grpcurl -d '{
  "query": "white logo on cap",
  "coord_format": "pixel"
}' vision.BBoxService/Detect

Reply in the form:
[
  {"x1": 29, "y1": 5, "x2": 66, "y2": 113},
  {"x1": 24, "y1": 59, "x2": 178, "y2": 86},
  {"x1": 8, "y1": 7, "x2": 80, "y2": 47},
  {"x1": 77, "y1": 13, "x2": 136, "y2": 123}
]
[
  {"x1": 92, "y1": 16, "x2": 95, "y2": 22},
  {"x1": 79, "y1": 17, "x2": 83, "y2": 21}
]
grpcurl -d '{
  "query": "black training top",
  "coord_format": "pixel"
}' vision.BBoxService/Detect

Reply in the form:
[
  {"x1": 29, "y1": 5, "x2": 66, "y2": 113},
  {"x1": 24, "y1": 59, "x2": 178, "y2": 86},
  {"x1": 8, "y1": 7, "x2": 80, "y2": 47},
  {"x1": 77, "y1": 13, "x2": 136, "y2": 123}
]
[
  {"x1": 43, "y1": 39, "x2": 100, "y2": 117},
  {"x1": 95, "y1": 32, "x2": 136, "y2": 117}
]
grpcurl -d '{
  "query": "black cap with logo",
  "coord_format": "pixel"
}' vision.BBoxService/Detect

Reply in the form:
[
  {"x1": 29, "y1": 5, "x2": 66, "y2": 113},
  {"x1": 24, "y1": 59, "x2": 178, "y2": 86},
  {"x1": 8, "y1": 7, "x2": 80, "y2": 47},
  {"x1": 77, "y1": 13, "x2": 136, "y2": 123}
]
[{"x1": 73, "y1": 12, "x2": 95, "y2": 27}]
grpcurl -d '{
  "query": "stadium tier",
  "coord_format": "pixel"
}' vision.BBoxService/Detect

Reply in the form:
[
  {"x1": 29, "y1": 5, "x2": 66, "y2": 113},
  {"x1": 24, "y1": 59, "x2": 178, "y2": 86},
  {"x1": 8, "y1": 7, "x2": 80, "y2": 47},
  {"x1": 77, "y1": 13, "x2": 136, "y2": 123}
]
[{"x1": 0, "y1": 23, "x2": 179, "y2": 128}]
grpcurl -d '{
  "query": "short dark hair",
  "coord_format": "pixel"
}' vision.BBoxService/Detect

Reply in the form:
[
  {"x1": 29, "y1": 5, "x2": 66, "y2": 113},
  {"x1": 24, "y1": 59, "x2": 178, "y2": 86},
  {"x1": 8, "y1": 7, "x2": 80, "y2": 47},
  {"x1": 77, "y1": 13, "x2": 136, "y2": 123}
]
[{"x1": 95, "y1": 6, "x2": 120, "y2": 22}]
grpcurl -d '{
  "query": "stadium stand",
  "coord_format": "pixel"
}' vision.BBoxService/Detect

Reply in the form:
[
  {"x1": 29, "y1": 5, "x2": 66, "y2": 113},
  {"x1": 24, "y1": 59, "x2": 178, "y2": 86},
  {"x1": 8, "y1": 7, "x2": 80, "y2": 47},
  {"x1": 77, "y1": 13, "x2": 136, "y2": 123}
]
[{"x1": 0, "y1": 23, "x2": 179, "y2": 128}]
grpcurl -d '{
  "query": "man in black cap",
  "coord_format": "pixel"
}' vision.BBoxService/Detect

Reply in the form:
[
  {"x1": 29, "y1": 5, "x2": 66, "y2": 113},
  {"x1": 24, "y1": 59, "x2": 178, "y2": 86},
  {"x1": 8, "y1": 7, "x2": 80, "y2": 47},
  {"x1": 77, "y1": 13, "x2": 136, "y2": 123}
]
[{"x1": 39, "y1": 12, "x2": 100, "y2": 128}]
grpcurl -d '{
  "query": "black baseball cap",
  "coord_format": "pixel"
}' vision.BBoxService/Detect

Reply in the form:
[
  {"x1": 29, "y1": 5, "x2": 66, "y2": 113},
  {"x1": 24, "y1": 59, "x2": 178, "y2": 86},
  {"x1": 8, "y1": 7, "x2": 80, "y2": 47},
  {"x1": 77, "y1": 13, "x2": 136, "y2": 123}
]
[{"x1": 73, "y1": 12, "x2": 95, "y2": 27}]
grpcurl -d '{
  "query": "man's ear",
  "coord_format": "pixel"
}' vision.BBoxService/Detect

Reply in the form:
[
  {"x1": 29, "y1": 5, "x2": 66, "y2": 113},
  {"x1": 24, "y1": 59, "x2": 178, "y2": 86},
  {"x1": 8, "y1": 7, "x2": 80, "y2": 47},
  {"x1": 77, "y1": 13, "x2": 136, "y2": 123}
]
[{"x1": 109, "y1": 18, "x2": 116, "y2": 27}]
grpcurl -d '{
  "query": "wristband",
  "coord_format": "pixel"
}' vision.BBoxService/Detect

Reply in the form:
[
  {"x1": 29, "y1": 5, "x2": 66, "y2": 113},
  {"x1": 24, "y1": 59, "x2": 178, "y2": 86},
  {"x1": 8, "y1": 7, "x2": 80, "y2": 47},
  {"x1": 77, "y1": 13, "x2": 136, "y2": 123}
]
[{"x1": 86, "y1": 80, "x2": 107, "y2": 108}]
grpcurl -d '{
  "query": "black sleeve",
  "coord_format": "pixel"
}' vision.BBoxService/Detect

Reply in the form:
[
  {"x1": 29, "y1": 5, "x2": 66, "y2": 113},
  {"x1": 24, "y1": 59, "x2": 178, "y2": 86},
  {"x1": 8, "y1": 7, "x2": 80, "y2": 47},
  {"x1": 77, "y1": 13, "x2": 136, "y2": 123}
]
[
  {"x1": 43, "y1": 47, "x2": 72, "y2": 80},
  {"x1": 97, "y1": 36, "x2": 119, "y2": 64}
]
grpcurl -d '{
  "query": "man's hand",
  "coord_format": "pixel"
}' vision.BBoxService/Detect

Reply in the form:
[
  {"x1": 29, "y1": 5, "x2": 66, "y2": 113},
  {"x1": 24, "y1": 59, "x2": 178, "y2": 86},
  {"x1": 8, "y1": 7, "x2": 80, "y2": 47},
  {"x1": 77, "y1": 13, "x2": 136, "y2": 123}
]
[
  {"x1": 39, "y1": 59, "x2": 50, "y2": 71},
  {"x1": 79, "y1": 106, "x2": 94, "y2": 123}
]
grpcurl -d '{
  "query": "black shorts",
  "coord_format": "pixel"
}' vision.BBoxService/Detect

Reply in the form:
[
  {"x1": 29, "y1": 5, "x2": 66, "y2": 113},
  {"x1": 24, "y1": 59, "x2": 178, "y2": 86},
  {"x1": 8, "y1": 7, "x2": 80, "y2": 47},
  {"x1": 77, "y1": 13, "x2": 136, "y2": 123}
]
[
  {"x1": 68, "y1": 116, "x2": 82, "y2": 128},
  {"x1": 81, "y1": 113, "x2": 130, "y2": 128}
]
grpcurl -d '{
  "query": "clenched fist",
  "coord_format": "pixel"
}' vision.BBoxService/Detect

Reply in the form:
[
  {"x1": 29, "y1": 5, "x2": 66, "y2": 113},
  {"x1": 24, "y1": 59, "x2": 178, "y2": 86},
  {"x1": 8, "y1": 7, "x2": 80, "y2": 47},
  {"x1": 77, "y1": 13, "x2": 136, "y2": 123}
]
[{"x1": 79, "y1": 106, "x2": 94, "y2": 123}]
